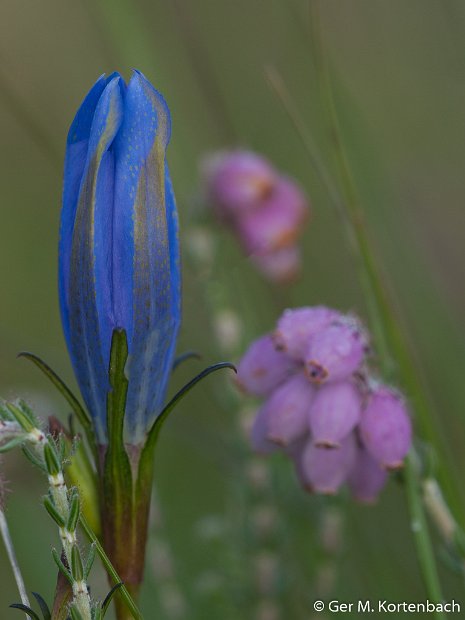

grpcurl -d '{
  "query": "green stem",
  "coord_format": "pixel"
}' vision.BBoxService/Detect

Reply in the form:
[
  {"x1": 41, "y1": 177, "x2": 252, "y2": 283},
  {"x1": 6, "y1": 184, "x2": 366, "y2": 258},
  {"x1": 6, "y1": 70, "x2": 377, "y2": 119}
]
[
  {"x1": 0, "y1": 509, "x2": 32, "y2": 618},
  {"x1": 80, "y1": 515, "x2": 143, "y2": 620},
  {"x1": 308, "y1": 1, "x2": 445, "y2": 612}
]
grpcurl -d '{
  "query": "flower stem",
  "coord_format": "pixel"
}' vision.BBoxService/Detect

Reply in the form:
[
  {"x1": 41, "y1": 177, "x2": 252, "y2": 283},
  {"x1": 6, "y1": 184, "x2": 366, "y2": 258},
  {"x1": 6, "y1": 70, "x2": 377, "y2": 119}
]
[
  {"x1": 308, "y1": 0, "x2": 445, "y2": 610},
  {"x1": 268, "y1": 0, "x2": 450, "y2": 611},
  {"x1": 80, "y1": 515, "x2": 143, "y2": 620},
  {"x1": 0, "y1": 509, "x2": 31, "y2": 619}
]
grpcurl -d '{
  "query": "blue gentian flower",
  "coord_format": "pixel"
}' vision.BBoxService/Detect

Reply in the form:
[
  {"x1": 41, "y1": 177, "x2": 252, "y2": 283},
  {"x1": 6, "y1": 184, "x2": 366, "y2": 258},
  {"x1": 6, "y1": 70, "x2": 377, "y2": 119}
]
[{"x1": 59, "y1": 71, "x2": 181, "y2": 444}]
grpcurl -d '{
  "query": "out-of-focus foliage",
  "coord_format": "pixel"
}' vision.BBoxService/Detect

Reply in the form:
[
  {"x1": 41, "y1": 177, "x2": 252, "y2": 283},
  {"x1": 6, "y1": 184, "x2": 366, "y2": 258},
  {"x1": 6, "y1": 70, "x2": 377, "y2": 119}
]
[{"x1": 1, "y1": 1, "x2": 465, "y2": 618}]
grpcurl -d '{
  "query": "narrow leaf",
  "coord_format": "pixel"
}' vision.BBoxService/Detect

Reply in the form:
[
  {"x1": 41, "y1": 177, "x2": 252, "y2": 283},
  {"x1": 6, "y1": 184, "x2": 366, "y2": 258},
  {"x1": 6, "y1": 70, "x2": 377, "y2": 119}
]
[
  {"x1": 103, "y1": 330, "x2": 133, "y2": 558},
  {"x1": 9, "y1": 603, "x2": 41, "y2": 620},
  {"x1": 5, "y1": 402, "x2": 34, "y2": 433},
  {"x1": 172, "y1": 350, "x2": 201, "y2": 371},
  {"x1": 17, "y1": 400, "x2": 40, "y2": 427},
  {"x1": 83, "y1": 543, "x2": 96, "y2": 580},
  {"x1": 43, "y1": 442, "x2": 61, "y2": 476},
  {"x1": 101, "y1": 583, "x2": 123, "y2": 616},
  {"x1": 22, "y1": 446, "x2": 47, "y2": 472},
  {"x1": 51, "y1": 549, "x2": 72, "y2": 585},
  {"x1": 145, "y1": 362, "x2": 236, "y2": 452},
  {"x1": 137, "y1": 362, "x2": 236, "y2": 497},
  {"x1": 43, "y1": 496, "x2": 65, "y2": 528},
  {"x1": 66, "y1": 492, "x2": 80, "y2": 533},
  {"x1": 31, "y1": 592, "x2": 51, "y2": 620},
  {"x1": 0, "y1": 436, "x2": 26, "y2": 453},
  {"x1": 18, "y1": 352, "x2": 93, "y2": 434},
  {"x1": 70, "y1": 545, "x2": 84, "y2": 582},
  {"x1": 0, "y1": 400, "x2": 15, "y2": 421}
]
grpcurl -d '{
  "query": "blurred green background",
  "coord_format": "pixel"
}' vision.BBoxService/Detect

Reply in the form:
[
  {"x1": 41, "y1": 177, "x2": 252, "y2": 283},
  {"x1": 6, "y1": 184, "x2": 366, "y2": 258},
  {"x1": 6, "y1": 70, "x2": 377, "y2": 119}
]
[{"x1": 1, "y1": 1, "x2": 465, "y2": 618}]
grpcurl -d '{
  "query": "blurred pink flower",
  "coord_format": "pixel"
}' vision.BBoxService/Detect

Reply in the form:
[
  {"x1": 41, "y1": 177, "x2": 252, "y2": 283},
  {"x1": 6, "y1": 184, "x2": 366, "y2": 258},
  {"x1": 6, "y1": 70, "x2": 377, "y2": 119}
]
[{"x1": 202, "y1": 150, "x2": 310, "y2": 283}]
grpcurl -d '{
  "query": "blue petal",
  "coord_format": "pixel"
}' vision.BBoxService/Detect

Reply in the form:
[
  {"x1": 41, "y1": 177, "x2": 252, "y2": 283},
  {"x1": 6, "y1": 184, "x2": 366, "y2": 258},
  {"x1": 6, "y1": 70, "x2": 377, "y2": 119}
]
[
  {"x1": 113, "y1": 71, "x2": 181, "y2": 442},
  {"x1": 67, "y1": 76, "x2": 124, "y2": 442},
  {"x1": 60, "y1": 75, "x2": 107, "y2": 349}
]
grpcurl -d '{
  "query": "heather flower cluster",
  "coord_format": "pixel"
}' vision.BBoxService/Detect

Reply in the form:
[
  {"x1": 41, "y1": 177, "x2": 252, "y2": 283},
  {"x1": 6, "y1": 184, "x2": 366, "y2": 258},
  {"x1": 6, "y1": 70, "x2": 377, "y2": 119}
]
[
  {"x1": 236, "y1": 306, "x2": 412, "y2": 502},
  {"x1": 202, "y1": 150, "x2": 309, "y2": 283}
]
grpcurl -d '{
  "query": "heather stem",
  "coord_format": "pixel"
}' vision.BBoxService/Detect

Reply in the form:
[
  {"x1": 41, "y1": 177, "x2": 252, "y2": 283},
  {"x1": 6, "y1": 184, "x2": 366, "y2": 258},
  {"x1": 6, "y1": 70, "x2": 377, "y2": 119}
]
[{"x1": 309, "y1": 0, "x2": 445, "y2": 611}]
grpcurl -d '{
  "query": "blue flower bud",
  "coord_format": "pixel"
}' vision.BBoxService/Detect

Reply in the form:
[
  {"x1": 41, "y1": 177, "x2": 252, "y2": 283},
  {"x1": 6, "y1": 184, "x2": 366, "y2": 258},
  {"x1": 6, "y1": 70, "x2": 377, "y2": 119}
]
[{"x1": 59, "y1": 71, "x2": 181, "y2": 444}]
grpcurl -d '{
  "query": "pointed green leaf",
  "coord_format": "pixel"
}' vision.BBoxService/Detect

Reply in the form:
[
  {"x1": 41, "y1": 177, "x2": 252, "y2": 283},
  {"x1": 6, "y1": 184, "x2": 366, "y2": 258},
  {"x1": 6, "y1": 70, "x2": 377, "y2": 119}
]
[
  {"x1": 137, "y1": 362, "x2": 236, "y2": 497},
  {"x1": 0, "y1": 401, "x2": 15, "y2": 421},
  {"x1": 103, "y1": 330, "x2": 133, "y2": 558},
  {"x1": 84, "y1": 543, "x2": 96, "y2": 580},
  {"x1": 18, "y1": 352, "x2": 91, "y2": 430},
  {"x1": 18, "y1": 352, "x2": 97, "y2": 461},
  {"x1": 0, "y1": 436, "x2": 26, "y2": 453},
  {"x1": 43, "y1": 496, "x2": 65, "y2": 527},
  {"x1": 43, "y1": 442, "x2": 61, "y2": 476},
  {"x1": 172, "y1": 350, "x2": 201, "y2": 371},
  {"x1": 70, "y1": 544, "x2": 84, "y2": 582},
  {"x1": 9, "y1": 603, "x2": 41, "y2": 620},
  {"x1": 66, "y1": 491, "x2": 80, "y2": 533},
  {"x1": 5, "y1": 402, "x2": 35, "y2": 433},
  {"x1": 101, "y1": 583, "x2": 123, "y2": 617},
  {"x1": 22, "y1": 445, "x2": 47, "y2": 472},
  {"x1": 51, "y1": 549, "x2": 72, "y2": 585},
  {"x1": 145, "y1": 362, "x2": 236, "y2": 453},
  {"x1": 17, "y1": 400, "x2": 40, "y2": 427},
  {"x1": 31, "y1": 592, "x2": 51, "y2": 620}
]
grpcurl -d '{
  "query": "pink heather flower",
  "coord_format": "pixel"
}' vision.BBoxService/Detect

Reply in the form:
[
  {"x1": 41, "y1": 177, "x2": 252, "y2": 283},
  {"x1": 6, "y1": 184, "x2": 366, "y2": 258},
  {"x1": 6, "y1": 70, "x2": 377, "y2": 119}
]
[
  {"x1": 251, "y1": 403, "x2": 279, "y2": 455},
  {"x1": 298, "y1": 433, "x2": 357, "y2": 495},
  {"x1": 308, "y1": 381, "x2": 361, "y2": 448},
  {"x1": 236, "y1": 334, "x2": 296, "y2": 397},
  {"x1": 304, "y1": 318, "x2": 368, "y2": 384},
  {"x1": 237, "y1": 178, "x2": 307, "y2": 254},
  {"x1": 359, "y1": 385, "x2": 412, "y2": 469},
  {"x1": 348, "y1": 445, "x2": 388, "y2": 503},
  {"x1": 265, "y1": 372, "x2": 314, "y2": 447},
  {"x1": 273, "y1": 306, "x2": 339, "y2": 361},
  {"x1": 203, "y1": 151, "x2": 275, "y2": 217},
  {"x1": 203, "y1": 150, "x2": 310, "y2": 284},
  {"x1": 251, "y1": 246, "x2": 301, "y2": 284},
  {"x1": 237, "y1": 305, "x2": 412, "y2": 503}
]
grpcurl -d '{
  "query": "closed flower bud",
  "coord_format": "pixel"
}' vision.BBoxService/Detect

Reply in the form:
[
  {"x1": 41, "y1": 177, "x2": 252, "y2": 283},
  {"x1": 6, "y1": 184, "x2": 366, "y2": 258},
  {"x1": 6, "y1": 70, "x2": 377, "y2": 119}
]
[
  {"x1": 298, "y1": 433, "x2": 356, "y2": 494},
  {"x1": 60, "y1": 72, "x2": 181, "y2": 443},
  {"x1": 274, "y1": 306, "x2": 338, "y2": 360},
  {"x1": 265, "y1": 373, "x2": 314, "y2": 446},
  {"x1": 308, "y1": 381, "x2": 361, "y2": 448},
  {"x1": 203, "y1": 150, "x2": 275, "y2": 216},
  {"x1": 348, "y1": 446, "x2": 388, "y2": 503},
  {"x1": 304, "y1": 318, "x2": 367, "y2": 384},
  {"x1": 359, "y1": 385, "x2": 412, "y2": 469},
  {"x1": 236, "y1": 334, "x2": 296, "y2": 396}
]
